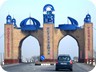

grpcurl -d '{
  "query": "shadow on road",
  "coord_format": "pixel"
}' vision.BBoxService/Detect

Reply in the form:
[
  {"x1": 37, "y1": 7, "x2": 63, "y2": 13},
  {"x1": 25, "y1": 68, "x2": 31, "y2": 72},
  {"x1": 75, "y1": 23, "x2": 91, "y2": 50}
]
[{"x1": 41, "y1": 68, "x2": 72, "y2": 72}]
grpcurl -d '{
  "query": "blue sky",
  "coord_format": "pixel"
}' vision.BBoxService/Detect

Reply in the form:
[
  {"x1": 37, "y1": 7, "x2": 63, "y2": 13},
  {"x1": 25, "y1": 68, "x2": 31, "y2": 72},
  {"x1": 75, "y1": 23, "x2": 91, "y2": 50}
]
[{"x1": 0, "y1": 0, "x2": 96, "y2": 60}]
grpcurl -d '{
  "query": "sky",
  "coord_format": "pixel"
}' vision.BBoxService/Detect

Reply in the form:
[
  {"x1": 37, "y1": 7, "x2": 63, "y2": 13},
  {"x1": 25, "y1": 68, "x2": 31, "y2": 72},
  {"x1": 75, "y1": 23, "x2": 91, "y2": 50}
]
[{"x1": 0, "y1": 0, "x2": 96, "y2": 61}]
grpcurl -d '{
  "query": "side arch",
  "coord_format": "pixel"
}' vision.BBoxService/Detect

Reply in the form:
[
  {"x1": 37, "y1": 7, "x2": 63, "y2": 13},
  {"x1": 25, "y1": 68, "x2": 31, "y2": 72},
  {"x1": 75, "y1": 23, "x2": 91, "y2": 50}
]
[
  {"x1": 53, "y1": 29, "x2": 85, "y2": 62},
  {"x1": 18, "y1": 34, "x2": 41, "y2": 62},
  {"x1": 68, "y1": 30, "x2": 85, "y2": 62},
  {"x1": 58, "y1": 34, "x2": 80, "y2": 59},
  {"x1": 58, "y1": 35, "x2": 79, "y2": 60},
  {"x1": 11, "y1": 29, "x2": 43, "y2": 64}
]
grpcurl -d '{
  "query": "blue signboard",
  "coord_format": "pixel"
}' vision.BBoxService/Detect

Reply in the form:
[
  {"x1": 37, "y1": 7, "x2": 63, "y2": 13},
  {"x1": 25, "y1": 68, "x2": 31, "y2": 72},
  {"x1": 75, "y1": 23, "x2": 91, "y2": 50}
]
[{"x1": 40, "y1": 55, "x2": 45, "y2": 61}]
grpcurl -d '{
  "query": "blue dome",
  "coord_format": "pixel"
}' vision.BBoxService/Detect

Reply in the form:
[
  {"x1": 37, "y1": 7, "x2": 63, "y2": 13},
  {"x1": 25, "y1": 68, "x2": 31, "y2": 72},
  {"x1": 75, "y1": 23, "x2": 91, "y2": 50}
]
[
  {"x1": 12, "y1": 18, "x2": 16, "y2": 23},
  {"x1": 12, "y1": 18, "x2": 17, "y2": 27},
  {"x1": 20, "y1": 17, "x2": 40, "y2": 31},
  {"x1": 86, "y1": 14, "x2": 91, "y2": 18},
  {"x1": 84, "y1": 14, "x2": 91, "y2": 23},
  {"x1": 6, "y1": 15, "x2": 12, "y2": 19},
  {"x1": 6, "y1": 15, "x2": 12, "y2": 24}
]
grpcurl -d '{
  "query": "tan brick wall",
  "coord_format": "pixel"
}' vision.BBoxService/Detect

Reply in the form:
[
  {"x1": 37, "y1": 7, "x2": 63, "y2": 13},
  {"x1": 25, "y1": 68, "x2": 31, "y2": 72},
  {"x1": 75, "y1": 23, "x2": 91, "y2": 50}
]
[
  {"x1": 13, "y1": 28, "x2": 26, "y2": 59},
  {"x1": 53, "y1": 29, "x2": 65, "y2": 59},
  {"x1": 84, "y1": 23, "x2": 93, "y2": 59},
  {"x1": 4, "y1": 23, "x2": 93, "y2": 62},
  {"x1": 43, "y1": 24, "x2": 54, "y2": 59},
  {"x1": 5, "y1": 24, "x2": 43, "y2": 60},
  {"x1": 4, "y1": 24, "x2": 13, "y2": 59}
]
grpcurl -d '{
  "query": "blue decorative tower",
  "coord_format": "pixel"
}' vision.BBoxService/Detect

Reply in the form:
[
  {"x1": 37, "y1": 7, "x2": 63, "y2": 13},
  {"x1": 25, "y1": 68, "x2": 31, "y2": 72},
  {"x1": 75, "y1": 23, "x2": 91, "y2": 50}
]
[
  {"x1": 6, "y1": 15, "x2": 12, "y2": 24},
  {"x1": 84, "y1": 14, "x2": 91, "y2": 23},
  {"x1": 12, "y1": 18, "x2": 17, "y2": 27},
  {"x1": 43, "y1": 4, "x2": 55, "y2": 60},
  {"x1": 43, "y1": 4, "x2": 55, "y2": 24}
]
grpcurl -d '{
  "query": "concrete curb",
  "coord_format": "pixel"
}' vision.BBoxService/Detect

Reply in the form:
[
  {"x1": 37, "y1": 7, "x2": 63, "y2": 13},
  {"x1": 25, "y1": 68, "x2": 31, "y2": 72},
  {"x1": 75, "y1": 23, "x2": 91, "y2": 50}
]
[{"x1": 2, "y1": 63, "x2": 20, "y2": 68}]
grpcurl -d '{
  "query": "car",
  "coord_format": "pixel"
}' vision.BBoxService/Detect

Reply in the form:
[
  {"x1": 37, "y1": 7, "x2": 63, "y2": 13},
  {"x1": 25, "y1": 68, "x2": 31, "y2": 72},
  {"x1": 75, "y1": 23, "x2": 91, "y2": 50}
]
[{"x1": 55, "y1": 54, "x2": 73, "y2": 71}]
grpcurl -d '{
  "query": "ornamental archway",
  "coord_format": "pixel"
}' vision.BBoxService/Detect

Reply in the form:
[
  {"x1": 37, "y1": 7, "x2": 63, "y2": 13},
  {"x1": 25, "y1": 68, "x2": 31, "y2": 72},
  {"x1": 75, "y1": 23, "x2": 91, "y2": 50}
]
[{"x1": 4, "y1": 4, "x2": 93, "y2": 64}]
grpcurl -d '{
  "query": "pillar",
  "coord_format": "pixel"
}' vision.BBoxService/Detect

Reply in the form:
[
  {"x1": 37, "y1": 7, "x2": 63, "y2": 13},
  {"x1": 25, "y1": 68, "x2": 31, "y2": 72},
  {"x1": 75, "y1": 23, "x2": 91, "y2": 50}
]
[{"x1": 84, "y1": 23, "x2": 93, "y2": 63}]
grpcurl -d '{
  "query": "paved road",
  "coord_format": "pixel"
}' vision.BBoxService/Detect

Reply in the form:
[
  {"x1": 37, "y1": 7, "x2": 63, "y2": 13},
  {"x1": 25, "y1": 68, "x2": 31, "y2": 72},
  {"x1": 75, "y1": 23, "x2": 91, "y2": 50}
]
[{"x1": 2, "y1": 63, "x2": 94, "y2": 72}]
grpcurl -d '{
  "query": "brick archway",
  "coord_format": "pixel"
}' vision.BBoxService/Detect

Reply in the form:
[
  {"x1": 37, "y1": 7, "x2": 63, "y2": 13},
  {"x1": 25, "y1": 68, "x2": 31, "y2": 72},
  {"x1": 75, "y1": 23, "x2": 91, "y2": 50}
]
[
  {"x1": 58, "y1": 35, "x2": 79, "y2": 60},
  {"x1": 18, "y1": 34, "x2": 41, "y2": 63},
  {"x1": 56, "y1": 30, "x2": 84, "y2": 62},
  {"x1": 53, "y1": 24, "x2": 93, "y2": 63},
  {"x1": 4, "y1": 25, "x2": 43, "y2": 64}
]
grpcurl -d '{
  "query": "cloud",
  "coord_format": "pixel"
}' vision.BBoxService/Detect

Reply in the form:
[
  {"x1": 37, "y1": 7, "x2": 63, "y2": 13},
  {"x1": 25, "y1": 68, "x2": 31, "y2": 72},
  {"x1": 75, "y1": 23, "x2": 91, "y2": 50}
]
[
  {"x1": 0, "y1": 0, "x2": 7, "y2": 7},
  {"x1": 89, "y1": 0, "x2": 96, "y2": 6}
]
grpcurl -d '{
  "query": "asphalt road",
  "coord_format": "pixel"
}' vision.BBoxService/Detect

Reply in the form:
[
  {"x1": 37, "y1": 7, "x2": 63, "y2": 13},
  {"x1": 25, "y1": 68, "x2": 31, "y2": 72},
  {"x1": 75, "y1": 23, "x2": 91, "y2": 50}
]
[{"x1": 2, "y1": 63, "x2": 94, "y2": 72}]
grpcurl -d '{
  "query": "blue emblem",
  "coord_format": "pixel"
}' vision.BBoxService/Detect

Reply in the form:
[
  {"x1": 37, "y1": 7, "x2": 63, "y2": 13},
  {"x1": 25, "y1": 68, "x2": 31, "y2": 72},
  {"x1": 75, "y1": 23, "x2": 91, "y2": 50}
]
[{"x1": 43, "y1": 4, "x2": 55, "y2": 24}]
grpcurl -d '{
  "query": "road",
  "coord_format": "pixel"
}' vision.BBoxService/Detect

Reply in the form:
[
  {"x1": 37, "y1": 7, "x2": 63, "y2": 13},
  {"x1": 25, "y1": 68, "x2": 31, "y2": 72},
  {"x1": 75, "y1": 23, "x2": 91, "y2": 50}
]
[{"x1": 2, "y1": 63, "x2": 94, "y2": 72}]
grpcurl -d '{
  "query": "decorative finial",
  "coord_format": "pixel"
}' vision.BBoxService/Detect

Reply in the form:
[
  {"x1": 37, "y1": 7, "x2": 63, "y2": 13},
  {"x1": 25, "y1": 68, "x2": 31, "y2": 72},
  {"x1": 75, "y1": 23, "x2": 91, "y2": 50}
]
[
  {"x1": 84, "y1": 13, "x2": 91, "y2": 23},
  {"x1": 29, "y1": 13, "x2": 31, "y2": 18}
]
